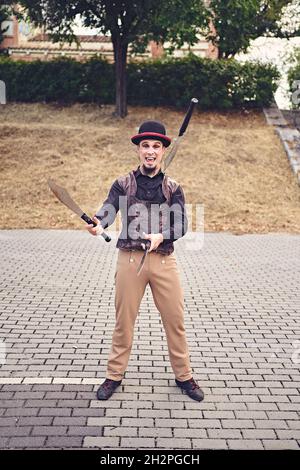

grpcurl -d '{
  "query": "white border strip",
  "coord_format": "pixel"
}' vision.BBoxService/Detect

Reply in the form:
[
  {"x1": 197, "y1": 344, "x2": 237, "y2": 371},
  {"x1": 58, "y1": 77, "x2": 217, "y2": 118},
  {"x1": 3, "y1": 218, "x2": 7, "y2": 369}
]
[{"x1": 0, "y1": 377, "x2": 99, "y2": 385}]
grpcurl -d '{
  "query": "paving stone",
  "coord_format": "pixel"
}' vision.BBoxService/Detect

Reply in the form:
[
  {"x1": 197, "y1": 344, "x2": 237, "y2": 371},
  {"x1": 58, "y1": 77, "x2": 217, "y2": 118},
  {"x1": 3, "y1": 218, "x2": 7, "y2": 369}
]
[
  {"x1": 156, "y1": 438, "x2": 192, "y2": 449},
  {"x1": 227, "y1": 439, "x2": 264, "y2": 450},
  {"x1": 1, "y1": 229, "x2": 300, "y2": 450},
  {"x1": 106, "y1": 409, "x2": 138, "y2": 418},
  {"x1": 120, "y1": 437, "x2": 155, "y2": 448},
  {"x1": 221, "y1": 419, "x2": 255, "y2": 429},
  {"x1": 174, "y1": 428, "x2": 207, "y2": 438},
  {"x1": 31, "y1": 426, "x2": 68, "y2": 436},
  {"x1": 45, "y1": 436, "x2": 83, "y2": 448},
  {"x1": 192, "y1": 439, "x2": 228, "y2": 449},
  {"x1": 103, "y1": 427, "x2": 138, "y2": 437},
  {"x1": 208, "y1": 429, "x2": 243, "y2": 439},
  {"x1": 83, "y1": 437, "x2": 120, "y2": 448},
  {"x1": 8, "y1": 436, "x2": 46, "y2": 448},
  {"x1": 243, "y1": 429, "x2": 277, "y2": 439},
  {"x1": 67, "y1": 426, "x2": 104, "y2": 436},
  {"x1": 0, "y1": 426, "x2": 32, "y2": 437},
  {"x1": 263, "y1": 440, "x2": 300, "y2": 450}
]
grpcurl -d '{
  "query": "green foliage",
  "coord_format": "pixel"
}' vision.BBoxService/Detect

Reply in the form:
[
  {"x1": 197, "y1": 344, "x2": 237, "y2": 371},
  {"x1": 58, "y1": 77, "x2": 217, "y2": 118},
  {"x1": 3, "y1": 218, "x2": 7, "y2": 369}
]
[
  {"x1": 19, "y1": 1, "x2": 208, "y2": 51},
  {"x1": 207, "y1": 0, "x2": 296, "y2": 58},
  {"x1": 19, "y1": 0, "x2": 209, "y2": 116},
  {"x1": 287, "y1": 48, "x2": 300, "y2": 109},
  {"x1": 0, "y1": 55, "x2": 279, "y2": 109},
  {"x1": 0, "y1": 4, "x2": 11, "y2": 45},
  {"x1": 127, "y1": 56, "x2": 280, "y2": 109},
  {"x1": 0, "y1": 56, "x2": 114, "y2": 104},
  {"x1": 6, "y1": 1, "x2": 298, "y2": 116}
]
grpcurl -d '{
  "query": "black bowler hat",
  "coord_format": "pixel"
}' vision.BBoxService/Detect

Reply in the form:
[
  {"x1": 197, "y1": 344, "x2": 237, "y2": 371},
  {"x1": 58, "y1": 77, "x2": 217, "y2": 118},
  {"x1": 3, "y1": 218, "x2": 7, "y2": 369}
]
[{"x1": 131, "y1": 120, "x2": 171, "y2": 147}]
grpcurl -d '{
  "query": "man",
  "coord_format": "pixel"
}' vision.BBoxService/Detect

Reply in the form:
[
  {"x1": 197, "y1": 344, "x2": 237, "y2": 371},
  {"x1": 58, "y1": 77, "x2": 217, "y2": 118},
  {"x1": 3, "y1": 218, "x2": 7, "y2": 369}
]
[{"x1": 87, "y1": 120, "x2": 204, "y2": 402}]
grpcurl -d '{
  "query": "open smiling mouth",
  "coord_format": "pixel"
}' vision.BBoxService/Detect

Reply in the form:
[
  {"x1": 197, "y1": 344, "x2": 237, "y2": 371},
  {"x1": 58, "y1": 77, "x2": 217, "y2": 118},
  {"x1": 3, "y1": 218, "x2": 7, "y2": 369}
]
[{"x1": 145, "y1": 157, "x2": 156, "y2": 163}]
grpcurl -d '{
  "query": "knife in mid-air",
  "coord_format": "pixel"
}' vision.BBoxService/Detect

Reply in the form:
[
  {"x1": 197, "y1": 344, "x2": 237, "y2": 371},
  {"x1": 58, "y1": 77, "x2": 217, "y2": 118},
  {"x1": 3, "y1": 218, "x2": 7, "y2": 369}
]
[
  {"x1": 163, "y1": 97, "x2": 198, "y2": 172},
  {"x1": 48, "y1": 179, "x2": 111, "y2": 242}
]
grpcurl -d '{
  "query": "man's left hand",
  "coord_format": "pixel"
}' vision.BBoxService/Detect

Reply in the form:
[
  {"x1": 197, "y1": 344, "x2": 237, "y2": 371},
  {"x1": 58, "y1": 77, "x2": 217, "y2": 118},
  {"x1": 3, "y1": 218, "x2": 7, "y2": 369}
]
[{"x1": 143, "y1": 233, "x2": 164, "y2": 253}]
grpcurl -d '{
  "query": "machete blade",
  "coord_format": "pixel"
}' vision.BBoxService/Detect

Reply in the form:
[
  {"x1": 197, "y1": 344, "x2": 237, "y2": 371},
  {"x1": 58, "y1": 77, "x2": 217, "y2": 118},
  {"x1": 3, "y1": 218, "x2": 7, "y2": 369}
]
[
  {"x1": 48, "y1": 179, "x2": 85, "y2": 218},
  {"x1": 48, "y1": 178, "x2": 111, "y2": 242},
  {"x1": 136, "y1": 247, "x2": 149, "y2": 276},
  {"x1": 163, "y1": 98, "x2": 198, "y2": 172},
  {"x1": 163, "y1": 135, "x2": 183, "y2": 172}
]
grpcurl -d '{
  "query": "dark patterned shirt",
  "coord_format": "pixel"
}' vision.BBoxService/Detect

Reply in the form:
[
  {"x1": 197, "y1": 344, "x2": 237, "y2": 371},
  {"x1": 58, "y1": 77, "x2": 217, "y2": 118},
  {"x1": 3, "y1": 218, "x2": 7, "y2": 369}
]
[{"x1": 96, "y1": 167, "x2": 187, "y2": 241}]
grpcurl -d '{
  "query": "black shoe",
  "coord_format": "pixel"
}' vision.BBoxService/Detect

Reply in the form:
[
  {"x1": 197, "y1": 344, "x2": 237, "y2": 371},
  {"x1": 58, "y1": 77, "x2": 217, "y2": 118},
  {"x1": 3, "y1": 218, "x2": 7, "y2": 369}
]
[
  {"x1": 96, "y1": 378, "x2": 122, "y2": 400},
  {"x1": 175, "y1": 377, "x2": 204, "y2": 402}
]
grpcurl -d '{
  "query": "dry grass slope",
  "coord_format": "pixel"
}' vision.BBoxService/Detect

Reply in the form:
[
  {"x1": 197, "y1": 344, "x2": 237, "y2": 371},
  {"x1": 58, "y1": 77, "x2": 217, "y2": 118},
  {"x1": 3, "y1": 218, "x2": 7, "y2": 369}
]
[{"x1": 0, "y1": 103, "x2": 299, "y2": 234}]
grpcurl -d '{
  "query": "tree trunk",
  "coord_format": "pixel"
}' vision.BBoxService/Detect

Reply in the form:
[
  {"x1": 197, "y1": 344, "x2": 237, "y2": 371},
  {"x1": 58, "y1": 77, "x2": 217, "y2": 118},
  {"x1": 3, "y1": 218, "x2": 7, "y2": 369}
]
[{"x1": 113, "y1": 36, "x2": 128, "y2": 118}]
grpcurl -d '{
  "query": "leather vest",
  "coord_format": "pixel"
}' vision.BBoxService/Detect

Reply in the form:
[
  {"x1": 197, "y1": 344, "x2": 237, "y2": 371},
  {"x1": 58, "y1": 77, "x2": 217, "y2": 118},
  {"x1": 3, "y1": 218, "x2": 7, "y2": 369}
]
[{"x1": 116, "y1": 170, "x2": 180, "y2": 255}]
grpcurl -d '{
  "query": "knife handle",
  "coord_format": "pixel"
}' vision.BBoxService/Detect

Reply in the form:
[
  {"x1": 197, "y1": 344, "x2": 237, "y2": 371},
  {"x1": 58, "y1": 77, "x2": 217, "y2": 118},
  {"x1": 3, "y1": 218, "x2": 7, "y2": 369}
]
[
  {"x1": 178, "y1": 98, "x2": 198, "y2": 137},
  {"x1": 140, "y1": 239, "x2": 151, "y2": 250},
  {"x1": 81, "y1": 213, "x2": 111, "y2": 242}
]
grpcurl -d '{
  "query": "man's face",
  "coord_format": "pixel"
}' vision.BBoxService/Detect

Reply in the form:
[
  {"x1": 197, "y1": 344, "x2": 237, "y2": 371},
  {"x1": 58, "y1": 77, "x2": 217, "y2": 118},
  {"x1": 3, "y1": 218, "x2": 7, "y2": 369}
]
[{"x1": 137, "y1": 139, "x2": 166, "y2": 175}]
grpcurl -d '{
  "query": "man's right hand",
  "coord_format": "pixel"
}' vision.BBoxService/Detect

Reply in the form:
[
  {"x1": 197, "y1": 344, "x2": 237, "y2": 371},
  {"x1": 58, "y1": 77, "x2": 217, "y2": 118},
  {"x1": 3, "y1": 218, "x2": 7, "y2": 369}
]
[{"x1": 86, "y1": 216, "x2": 104, "y2": 236}]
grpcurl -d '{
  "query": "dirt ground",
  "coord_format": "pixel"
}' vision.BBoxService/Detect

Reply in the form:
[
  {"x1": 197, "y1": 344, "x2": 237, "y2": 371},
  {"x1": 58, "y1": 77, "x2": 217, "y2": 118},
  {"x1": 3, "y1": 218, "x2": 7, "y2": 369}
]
[{"x1": 0, "y1": 103, "x2": 300, "y2": 235}]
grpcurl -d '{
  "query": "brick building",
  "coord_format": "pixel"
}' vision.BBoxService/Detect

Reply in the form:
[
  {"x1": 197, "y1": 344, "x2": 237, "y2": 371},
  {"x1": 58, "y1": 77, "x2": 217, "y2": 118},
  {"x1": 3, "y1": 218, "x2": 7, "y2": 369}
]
[{"x1": 0, "y1": 15, "x2": 218, "y2": 62}]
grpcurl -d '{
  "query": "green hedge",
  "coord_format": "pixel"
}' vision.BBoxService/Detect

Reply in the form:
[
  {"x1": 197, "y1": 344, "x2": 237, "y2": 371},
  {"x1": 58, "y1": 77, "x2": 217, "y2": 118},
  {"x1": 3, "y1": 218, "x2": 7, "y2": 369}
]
[
  {"x1": 0, "y1": 56, "x2": 114, "y2": 104},
  {"x1": 128, "y1": 56, "x2": 279, "y2": 109},
  {"x1": 0, "y1": 54, "x2": 279, "y2": 109}
]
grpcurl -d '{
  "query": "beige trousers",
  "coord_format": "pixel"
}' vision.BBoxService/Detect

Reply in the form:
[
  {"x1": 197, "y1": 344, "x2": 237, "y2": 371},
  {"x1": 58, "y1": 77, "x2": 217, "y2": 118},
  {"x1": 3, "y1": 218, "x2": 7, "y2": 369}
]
[{"x1": 106, "y1": 249, "x2": 193, "y2": 381}]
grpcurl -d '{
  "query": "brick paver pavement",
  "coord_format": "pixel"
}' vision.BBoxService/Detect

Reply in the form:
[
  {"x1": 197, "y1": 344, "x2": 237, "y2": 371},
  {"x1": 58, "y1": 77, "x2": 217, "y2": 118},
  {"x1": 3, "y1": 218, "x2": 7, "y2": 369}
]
[{"x1": 0, "y1": 229, "x2": 299, "y2": 450}]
